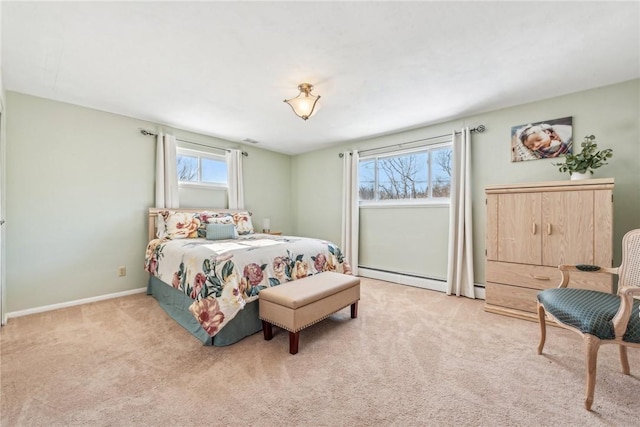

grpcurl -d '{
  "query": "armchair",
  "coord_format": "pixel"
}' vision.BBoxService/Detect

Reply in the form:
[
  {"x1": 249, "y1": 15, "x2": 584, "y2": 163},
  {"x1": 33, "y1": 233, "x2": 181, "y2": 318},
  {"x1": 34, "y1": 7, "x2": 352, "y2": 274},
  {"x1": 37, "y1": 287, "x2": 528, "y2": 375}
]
[{"x1": 536, "y1": 228, "x2": 640, "y2": 410}]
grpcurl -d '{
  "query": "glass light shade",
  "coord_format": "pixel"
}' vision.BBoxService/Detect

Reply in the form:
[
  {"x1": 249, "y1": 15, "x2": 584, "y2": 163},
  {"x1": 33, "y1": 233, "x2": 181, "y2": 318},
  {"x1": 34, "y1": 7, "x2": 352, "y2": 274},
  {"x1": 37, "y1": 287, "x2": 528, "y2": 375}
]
[{"x1": 284, "y1": 83, "x2": 320, "y2": 120}]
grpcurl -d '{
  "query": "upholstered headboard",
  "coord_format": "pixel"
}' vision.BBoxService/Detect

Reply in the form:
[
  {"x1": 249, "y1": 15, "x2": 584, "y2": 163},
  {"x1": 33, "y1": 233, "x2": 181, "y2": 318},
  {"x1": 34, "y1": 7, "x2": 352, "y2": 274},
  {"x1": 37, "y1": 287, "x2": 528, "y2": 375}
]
[{"x1": 147, "y1": 207, "x2": 244, "y2": 242}]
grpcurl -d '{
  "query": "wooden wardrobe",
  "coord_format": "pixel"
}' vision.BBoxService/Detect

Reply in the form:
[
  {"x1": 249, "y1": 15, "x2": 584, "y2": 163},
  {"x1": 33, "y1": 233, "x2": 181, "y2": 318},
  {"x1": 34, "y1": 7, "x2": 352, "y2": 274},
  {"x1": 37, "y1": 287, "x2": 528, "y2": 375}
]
[{"x1": 484, "y1": 178, "x2": 614, "y2": 321}]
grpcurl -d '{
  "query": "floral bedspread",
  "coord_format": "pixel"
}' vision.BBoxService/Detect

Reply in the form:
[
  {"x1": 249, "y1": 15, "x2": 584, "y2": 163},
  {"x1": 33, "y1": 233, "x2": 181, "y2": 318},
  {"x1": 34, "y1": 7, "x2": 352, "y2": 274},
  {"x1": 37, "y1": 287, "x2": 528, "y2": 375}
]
[{"x1": 144, "y1": 234, "x2": 351, "y2": 337}]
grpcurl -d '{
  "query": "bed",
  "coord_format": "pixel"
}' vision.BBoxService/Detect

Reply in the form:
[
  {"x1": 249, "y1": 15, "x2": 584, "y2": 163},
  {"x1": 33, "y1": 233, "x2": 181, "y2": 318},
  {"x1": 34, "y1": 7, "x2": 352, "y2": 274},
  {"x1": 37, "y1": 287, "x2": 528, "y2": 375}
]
[{"x1": 144, "y1": 208, "x2": 352, "y2": 346}]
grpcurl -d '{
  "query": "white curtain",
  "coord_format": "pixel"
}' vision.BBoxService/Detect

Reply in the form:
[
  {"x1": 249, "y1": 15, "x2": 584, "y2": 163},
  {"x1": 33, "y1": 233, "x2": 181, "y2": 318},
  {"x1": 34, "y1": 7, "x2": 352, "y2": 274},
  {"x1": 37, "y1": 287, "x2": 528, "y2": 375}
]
[
  {"x1": 226, "y1": 149, "x2": 245, "y2": 209},
  {"x1": 341, "y1": 150, "x2": 359, "y2": 276},
  {"x1": 155, "y1": 133, "x2": 179, "y2": 209},
  {"x1": 446, "y1": 127, "x2": 475, "y2": 298}
]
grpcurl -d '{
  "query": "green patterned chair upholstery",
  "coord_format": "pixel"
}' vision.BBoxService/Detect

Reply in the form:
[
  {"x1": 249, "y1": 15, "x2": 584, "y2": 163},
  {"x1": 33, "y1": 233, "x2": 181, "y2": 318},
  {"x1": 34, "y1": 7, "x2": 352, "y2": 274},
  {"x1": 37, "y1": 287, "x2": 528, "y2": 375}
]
[{"x1": 537, "y1": 229, "x2": 640, "y2": 411}]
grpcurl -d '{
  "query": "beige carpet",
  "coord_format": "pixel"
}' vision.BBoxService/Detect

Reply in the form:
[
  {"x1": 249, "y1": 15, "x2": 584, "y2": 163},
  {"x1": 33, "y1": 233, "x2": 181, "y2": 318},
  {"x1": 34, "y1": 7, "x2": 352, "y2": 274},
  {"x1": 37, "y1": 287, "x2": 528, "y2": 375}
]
[{"x1": 1, "y1": 278, "x2": 639, "y2": 426}]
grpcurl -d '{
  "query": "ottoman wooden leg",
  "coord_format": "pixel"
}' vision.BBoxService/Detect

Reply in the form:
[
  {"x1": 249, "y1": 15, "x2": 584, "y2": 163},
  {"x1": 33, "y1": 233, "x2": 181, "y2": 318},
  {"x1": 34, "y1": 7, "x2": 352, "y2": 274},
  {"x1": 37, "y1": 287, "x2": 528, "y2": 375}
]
[
  {"x1": 262, "y1": 320, "x2": 273, "y2": 340},
  {"x1": 289, "y1": 331, "x2": 300, "y2": 355},
  {"x1": 351, "y1": 301, "x2": 358, "y2": 318}
]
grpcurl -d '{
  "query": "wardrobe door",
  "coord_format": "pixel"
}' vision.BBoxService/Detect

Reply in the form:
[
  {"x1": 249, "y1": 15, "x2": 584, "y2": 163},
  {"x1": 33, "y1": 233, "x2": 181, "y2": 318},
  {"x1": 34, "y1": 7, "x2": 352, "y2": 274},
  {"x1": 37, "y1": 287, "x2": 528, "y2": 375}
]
[
  {"x1": 542, "y1": 190, "x2": 594, "y2": 267},
  {"x1": 497, "y1": 192, "x2": 541, "y2": 265}
]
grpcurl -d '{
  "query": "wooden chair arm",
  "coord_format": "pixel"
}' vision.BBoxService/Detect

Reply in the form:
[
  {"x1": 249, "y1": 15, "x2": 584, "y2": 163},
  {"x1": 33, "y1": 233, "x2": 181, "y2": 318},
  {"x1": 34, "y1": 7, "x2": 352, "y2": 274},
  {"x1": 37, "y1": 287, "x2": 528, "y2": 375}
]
[
  {"x1": 612, "y1": 286, "x2": 640, "y2": 338},
  {"x1": 557, "y1": 264, "x2": 619, "y2": 288}
]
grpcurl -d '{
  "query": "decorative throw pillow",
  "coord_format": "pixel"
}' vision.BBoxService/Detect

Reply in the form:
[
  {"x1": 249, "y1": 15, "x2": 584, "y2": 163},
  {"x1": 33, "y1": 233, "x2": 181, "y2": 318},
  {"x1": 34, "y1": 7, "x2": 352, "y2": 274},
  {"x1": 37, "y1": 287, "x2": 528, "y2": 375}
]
[
  {"x1": 206, "y1": 223, "x2": 237, "y2": 240},
  {"x1": 232, "y1": 211, "x2": 255, "y2": 235},
  {"x1": 156, "y1": 211, "x2": 250, "y2": 239},
  {"x1": 156, "y1": 210, "x2": 178, "y2": 239},
  {"x1": 165, "y1": 212, "x2": 202, "y2": 239},
  {"x1": 194, "y1": 211, "x2": 226, "y2": 238}
]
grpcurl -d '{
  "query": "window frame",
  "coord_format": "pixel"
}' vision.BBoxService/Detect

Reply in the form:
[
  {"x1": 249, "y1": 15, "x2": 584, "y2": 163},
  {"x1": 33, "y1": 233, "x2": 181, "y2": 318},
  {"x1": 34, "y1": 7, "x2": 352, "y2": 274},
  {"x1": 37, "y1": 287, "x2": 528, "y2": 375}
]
[
  {"x1": 358, "y1": 141, "x2": 452, "y2": 207},
  {"x1": 176, "y1": 147, "x2": 228, "y2": 189}
]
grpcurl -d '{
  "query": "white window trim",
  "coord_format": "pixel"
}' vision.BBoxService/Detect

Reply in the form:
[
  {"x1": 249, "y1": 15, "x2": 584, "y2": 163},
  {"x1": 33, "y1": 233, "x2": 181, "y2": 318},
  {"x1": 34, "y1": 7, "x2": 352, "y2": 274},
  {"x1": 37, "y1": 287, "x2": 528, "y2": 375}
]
[
  {"x1": 359, "y1": 141, "x2": 452, "y2": 206},
  {"x1": 359, "y1": 199, "x2": 450, "y2": 208},
  {"x1": 179, "y1": 182, "x2": 228, "y2": 190},
  {"x1": 177, "y1": 147, "x2": 228, "y2": 188},
  {"x1": 359, "y1": 141, "x2": 452, "y2": 161}
]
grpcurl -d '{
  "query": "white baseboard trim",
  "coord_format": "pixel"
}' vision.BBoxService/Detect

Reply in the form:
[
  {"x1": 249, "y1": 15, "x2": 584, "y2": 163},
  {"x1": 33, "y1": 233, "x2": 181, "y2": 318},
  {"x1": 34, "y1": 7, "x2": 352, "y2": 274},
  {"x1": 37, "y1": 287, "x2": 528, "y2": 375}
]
[
  {"x1": 5, "y1": 287, "x2": 147, "y2": 320},
  {"x1": 358, "y1": 267, "x2": 485, "y2": 300},
  {"x1": 359, "y1": 268, "x2": 447, "y2": 292},
  {"x1": 4, "y1": 271, "x2": 485, "y2": 321}
]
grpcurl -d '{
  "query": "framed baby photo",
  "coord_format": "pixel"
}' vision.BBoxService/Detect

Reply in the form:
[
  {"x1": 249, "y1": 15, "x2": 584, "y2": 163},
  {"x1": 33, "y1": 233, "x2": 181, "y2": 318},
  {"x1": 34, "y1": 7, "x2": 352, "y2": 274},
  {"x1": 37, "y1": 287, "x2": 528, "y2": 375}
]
[{"x1": 511, "y1": 116, "x2": 573, "y2": 162}]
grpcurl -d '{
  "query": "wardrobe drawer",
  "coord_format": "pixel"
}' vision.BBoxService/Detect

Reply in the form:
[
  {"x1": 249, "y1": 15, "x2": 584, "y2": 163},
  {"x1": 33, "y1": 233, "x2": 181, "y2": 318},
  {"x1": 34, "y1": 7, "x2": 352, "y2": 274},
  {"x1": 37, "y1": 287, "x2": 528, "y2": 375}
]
[
  {"x1": 485, "y1": 282, "x2": 540, "y2": 313},
  {"x1": 486, "y1": 261, "x2": 612, "y2": 293},
  {"x1": 486, "y1": 262, "x2": 560, "y2": 290}
]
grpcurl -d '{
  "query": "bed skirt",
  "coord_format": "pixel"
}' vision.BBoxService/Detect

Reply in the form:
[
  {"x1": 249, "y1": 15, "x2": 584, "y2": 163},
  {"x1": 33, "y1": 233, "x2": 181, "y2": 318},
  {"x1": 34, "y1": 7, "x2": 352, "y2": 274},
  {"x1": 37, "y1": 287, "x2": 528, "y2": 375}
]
[{"x1": 147, "y1": 275, "x2": 262, "y2": 346}]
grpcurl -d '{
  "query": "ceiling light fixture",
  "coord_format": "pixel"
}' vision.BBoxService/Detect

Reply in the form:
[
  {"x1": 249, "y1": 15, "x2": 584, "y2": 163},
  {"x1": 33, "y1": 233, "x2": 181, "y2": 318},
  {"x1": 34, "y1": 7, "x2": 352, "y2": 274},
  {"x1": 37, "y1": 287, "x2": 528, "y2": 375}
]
[{"x1": 283, "y1": 83, "x2": 320, "y2": 120}]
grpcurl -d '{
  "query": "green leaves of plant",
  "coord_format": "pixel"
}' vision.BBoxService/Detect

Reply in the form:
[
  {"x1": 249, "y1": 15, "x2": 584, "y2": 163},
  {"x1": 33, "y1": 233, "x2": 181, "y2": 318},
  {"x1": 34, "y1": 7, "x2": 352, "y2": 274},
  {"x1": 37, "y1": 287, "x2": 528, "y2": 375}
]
[{"x1": 554, "y1": 135, "x2": 613, "y2": 175}]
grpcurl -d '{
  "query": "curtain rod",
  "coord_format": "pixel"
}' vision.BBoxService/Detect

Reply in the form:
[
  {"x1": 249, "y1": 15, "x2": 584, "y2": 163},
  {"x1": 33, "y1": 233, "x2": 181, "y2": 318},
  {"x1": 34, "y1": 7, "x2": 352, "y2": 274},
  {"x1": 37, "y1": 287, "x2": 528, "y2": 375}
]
[
  {"x1": 140, "y1": 129, "x2": 248, "y2": 157},
  {"x1": 338, "y1": 125, "x2": 486, "y2": 158}
]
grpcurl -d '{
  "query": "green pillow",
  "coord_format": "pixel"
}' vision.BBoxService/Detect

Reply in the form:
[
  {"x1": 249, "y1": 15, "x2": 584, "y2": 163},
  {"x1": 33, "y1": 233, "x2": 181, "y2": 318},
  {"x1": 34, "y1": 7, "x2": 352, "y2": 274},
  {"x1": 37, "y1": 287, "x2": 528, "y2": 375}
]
[{"x1": 206, "y1": 223, "x2": 237, "y2": 240}]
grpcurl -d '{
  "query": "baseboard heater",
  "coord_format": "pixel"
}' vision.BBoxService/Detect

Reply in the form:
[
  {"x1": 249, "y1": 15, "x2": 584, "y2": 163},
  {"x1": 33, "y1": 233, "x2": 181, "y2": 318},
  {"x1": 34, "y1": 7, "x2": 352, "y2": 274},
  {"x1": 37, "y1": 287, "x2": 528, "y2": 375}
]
[
  {"x1": 357, "y1": 266, "x2": 485, "y2": 299},
  {"x1": 357, "y1": 266, "x2": 447, "y2": 293}
]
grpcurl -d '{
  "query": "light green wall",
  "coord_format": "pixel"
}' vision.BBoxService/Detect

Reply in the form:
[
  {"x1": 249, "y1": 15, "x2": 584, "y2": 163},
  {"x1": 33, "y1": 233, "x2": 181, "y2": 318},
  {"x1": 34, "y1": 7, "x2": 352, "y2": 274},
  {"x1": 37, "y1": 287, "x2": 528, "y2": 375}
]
[
  {"x1": 470, "y1": 79, "x2": 640, "y2": 280},
  {"x1": 360, "y1": 206, "x2": 449, "y2": 279},
  {"x1": 179, "y1": 186, "x2": 228, "y2": 209},
  {"x1": 5, "y1": 80, "x2": 639, "y2": 312},
  {"x1": 242, "y1": 146, "x2": 292, "y2": 235},
  {"x1": 0, "y1": 91, "x2": 6, "y2": 322},
  {"x1": 0, "y1": 4, "x2": 6, "y2": 321},
  {"x1": 5, "y1": 92, "x2": 291, "y2": 312},
  {"x1": 292, "y1": 79, "x2": 640, "y2": 284},
  {"x1": 291, "y1": 148, "x2": 343, "y2": 242}
]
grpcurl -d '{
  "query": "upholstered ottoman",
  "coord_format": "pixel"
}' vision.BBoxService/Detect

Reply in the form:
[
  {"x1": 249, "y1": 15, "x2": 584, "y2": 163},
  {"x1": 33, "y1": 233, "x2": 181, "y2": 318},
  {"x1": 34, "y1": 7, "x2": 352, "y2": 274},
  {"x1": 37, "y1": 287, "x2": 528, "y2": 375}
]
[{"x1": 259, "y1": 272, "x2": 360, "y2": 354}]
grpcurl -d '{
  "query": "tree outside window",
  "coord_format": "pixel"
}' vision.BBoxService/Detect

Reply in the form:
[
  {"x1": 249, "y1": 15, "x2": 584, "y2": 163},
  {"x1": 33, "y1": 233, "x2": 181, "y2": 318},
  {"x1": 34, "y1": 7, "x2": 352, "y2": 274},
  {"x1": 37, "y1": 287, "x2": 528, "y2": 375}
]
[
  {"x1": 177, "y1": 155, "x2": 198, "y2": 182},
  {"x1": 177, "y1": 148, "x2": 227, "y2": 186},
  {"x1": 358, "y1": 144, "x2": 452, "y2": 203}
]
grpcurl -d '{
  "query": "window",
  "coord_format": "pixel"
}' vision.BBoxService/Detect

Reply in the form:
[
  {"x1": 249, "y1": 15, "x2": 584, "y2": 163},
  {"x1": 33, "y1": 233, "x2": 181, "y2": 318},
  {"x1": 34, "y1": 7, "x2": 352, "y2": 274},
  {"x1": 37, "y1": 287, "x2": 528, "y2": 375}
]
[
  {"x1": 359, "y1": 143, "x2": 452, "y2": 204},
  {"x1": 177, "y1": 148, "x2": 228, "y2": 187}
]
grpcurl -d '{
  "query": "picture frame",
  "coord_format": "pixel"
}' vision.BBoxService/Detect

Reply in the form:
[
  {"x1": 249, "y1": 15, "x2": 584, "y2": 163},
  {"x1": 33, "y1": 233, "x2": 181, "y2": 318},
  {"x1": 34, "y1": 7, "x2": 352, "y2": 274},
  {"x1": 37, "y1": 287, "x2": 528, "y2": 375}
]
[{"x1": 511, "y1": 116, "x2": 573, "y2": 162}]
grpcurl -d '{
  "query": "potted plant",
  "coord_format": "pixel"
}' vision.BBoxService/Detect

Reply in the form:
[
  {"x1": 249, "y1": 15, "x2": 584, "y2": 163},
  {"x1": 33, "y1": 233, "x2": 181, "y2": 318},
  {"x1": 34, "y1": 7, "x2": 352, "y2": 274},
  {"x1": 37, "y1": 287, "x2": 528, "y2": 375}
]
[{"x1": 554, "y1": 135, "x2": 613, "y2": 180}]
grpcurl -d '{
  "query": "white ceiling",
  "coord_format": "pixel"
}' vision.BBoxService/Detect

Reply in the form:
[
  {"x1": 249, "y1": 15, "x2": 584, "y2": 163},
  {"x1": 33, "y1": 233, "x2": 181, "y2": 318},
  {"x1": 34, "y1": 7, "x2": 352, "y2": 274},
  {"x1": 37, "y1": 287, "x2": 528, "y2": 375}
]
[{"x1": 3, "y1": 1, "x2": 639, "y2": 155}]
